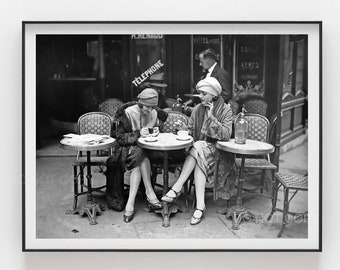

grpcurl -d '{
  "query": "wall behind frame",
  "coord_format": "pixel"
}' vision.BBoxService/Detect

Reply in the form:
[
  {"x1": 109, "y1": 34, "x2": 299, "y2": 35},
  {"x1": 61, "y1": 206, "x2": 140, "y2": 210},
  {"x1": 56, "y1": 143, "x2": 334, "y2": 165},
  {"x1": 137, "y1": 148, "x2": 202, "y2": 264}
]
[{"x1": 1, "y1": 0, "x2": 338, "y2": 270}]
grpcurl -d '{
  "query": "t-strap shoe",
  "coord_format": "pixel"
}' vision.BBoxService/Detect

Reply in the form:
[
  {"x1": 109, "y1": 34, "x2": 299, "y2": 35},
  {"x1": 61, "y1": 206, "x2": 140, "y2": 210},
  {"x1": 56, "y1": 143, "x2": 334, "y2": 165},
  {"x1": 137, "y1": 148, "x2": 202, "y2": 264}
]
[
  {"x1": 161, "y1": 188, "x2": 182, "y2": 204},
  {"x1": 146, "y1": 196, "x2": 163, "y2": 210},
  {"x1": 190, "y1": 207, "x2": 206, "y2": 225}
]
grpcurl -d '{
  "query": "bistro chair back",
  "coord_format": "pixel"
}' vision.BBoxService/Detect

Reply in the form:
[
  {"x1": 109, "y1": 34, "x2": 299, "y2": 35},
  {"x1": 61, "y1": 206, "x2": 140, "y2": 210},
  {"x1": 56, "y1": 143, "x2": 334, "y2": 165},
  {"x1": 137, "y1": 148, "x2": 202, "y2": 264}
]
[
  {"x1": 71, "y1": 112, "x2": 112, "y2": 211},
  {"x1": 161, "y1": 111, "x2": 189, "y2": 133},
  {"x1": 235, "y1": 113, "x2": 277, "y2": 195},
  {"x1": 244, "y1": 113, "x2": 270, "y2": 142},
  {"x1": 78, "y1": 112, "x2": 112, "y2": 136},
  {"x1": 99, "y1": 98, "x2": 123, "y2": 137},
  {"x1": 243, "y1": 98, "x2": 268, "y2": 117},
  {"x1": 99, "y1": 98, "x2": 123, "y2": 122},
  {"x1": 268, "y1": 173, "x2": 308, "y2": 237}
]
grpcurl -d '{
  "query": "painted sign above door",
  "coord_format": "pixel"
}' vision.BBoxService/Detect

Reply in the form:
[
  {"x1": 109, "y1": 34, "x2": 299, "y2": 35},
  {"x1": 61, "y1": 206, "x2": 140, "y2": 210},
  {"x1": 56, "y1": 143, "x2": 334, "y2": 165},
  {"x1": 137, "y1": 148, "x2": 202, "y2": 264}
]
[{"x1": 234, "y1": 36, "x2": 265, "y2": 100}]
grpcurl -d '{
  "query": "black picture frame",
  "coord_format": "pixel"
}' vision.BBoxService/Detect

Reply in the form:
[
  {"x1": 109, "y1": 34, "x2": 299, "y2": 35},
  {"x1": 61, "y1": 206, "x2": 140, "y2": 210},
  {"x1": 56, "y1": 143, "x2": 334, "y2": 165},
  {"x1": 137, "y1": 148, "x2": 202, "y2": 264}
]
[{"x1": 23, "y1": 21, "x2": 322, "y2": 251}]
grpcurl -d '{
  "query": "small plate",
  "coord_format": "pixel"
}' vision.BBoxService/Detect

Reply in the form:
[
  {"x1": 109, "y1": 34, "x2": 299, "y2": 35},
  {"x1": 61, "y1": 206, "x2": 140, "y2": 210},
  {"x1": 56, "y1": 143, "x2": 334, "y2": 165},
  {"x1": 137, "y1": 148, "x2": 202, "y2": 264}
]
[
  {"x1": 145, "y1": 137, "x2": 158, "y2": 142},
  {"x1": 63, "y1": 133, "x2": 78, "y2": 138},
  {"x1": 176, "y1": 136, "x2": 191, "y2": 141}
]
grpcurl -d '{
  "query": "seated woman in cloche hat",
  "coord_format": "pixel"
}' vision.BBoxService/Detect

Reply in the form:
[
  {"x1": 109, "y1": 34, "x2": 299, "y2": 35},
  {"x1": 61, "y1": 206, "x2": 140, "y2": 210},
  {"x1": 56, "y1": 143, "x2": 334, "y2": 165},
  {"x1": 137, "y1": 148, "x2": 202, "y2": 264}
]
[{"x1": 105, "y1": 88, "x2": 168, "y2": 223}]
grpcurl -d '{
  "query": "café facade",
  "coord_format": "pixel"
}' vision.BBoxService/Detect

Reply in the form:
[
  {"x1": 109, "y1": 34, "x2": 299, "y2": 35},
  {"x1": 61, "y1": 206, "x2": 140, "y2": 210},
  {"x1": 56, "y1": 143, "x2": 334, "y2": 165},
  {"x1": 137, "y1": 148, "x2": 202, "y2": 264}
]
[{"x1": 36, "y1": 34, "x2": 308, "y2": 165}]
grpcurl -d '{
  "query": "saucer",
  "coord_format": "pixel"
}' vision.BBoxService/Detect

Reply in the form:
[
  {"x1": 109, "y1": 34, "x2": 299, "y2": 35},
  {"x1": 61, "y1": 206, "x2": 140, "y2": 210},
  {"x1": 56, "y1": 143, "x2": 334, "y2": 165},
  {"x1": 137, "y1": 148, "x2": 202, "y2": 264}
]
[
  {"x1": 145, "y1": 137, "x2": 158, "y2": 142},
  {"x1": 176, "y1": 136, "x2": 191, "y2": 141}
]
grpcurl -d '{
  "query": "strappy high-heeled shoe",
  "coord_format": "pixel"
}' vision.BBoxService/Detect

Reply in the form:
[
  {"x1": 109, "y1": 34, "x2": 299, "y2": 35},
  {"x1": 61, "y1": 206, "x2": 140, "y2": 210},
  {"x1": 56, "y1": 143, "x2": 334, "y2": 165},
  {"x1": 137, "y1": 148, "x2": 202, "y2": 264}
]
[
  {"x1": 123, "y1": 209, "x2": 135, "y2": 223},
  {"x1": 161, "y1": 188, "x2": 182, "y2": 204},
  {"x1": 190, "y1": 207, "x2": 206, "y2": 225},
  {"x1": 146, "y1": 196, "x2": 163, "y2": 210}
]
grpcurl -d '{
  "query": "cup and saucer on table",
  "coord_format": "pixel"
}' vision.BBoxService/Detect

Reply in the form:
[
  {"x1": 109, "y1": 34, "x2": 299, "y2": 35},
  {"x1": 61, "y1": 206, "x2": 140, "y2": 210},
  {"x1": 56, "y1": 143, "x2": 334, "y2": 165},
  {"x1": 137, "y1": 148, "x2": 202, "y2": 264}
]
[
  {"x1": 144, "y1": 127, "x2": 159, "y2": 142},
  {"x1": 176, "y1": 130, "x2": 191, "y2": 141}
]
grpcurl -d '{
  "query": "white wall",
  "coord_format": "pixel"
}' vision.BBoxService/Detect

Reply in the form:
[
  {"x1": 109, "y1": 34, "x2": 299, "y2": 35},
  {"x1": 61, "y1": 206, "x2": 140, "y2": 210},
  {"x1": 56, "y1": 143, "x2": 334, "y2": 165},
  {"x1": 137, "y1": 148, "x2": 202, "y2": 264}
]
[{"x1": 1, "y1": 0, "x2": 338, "y2": 269}]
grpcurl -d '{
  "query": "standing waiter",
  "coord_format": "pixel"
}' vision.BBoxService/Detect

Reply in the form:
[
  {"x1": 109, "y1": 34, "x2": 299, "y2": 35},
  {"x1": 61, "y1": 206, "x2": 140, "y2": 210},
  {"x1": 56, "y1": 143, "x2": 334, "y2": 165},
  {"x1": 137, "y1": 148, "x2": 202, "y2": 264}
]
[{"x1": 198, "y1": 48, "x2": 232, "y2": 103}]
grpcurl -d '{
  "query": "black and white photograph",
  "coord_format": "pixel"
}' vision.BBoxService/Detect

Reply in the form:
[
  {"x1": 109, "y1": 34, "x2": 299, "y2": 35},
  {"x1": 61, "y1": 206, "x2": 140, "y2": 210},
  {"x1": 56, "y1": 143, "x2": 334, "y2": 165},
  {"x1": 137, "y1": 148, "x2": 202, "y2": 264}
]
[{"x1": 23, "y1": 22, "x2": 321, "y2": 251}]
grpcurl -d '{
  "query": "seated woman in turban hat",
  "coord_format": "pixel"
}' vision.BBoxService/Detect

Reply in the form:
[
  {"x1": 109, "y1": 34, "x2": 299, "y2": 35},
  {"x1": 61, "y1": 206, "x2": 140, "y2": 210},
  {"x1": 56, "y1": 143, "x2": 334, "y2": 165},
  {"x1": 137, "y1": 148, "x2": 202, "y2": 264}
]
[{"x1": 161, "y1": 77, "x2": 235, "y2": 225}]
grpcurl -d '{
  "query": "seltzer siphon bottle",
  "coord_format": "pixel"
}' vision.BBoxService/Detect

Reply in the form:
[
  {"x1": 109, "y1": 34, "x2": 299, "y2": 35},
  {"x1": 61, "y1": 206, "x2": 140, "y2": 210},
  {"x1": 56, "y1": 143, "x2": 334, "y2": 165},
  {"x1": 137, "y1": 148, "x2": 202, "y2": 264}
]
[{"x1": 235, "y1": 108, "x2": 248, "y2": 144}]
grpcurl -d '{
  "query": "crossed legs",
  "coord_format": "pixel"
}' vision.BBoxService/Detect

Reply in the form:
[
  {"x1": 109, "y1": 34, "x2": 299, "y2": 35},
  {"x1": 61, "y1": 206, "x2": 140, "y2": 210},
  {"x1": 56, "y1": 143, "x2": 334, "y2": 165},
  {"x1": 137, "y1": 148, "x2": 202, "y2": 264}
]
[
  {"x1": 162, "y1": 152, "x2": 207, "y2": 213},
  {"x1": 125, "y1": 157, "x2": 160, "y2": 213}
]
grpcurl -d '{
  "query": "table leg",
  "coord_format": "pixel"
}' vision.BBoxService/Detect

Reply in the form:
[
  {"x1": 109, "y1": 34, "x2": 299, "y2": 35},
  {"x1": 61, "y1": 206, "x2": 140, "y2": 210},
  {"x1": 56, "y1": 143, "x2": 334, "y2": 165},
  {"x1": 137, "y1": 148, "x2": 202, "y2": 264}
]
[
  {"x1": 160, "y1": 151, "x2": 171, "y2": 227},
  {"x1": 79, "y1": 151, "x2": 102, "y2": 225},
  {"x1": 156, "y1": 151, "x2": 182, "y2": 227},
  {"x1": 161, "y1": 203, "x2": 170, "y2": 227},
  {"x1": 226, "y1": 156, "x2": 256, "y2": 230},
  {"x1": 163, "y1": 151, "x2": 169, "y2": 195},
  {"x1": 236, "y1": 157, "x2": 245, "y2": 206}
]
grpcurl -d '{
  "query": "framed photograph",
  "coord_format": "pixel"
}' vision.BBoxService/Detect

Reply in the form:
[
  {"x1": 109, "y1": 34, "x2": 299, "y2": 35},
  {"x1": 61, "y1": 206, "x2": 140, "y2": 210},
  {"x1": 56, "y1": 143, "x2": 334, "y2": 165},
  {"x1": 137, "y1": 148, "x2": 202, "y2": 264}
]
[{"x1": 23, "y1": 21, "x2": 321, "y2": 251}]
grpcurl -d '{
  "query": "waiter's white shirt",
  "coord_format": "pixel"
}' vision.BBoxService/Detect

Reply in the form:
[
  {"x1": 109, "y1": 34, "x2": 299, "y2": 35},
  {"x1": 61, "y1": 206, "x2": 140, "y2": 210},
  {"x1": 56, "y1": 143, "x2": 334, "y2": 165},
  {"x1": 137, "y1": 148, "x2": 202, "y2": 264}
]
[{"x1": 206, "y1": 62, "x2": 217, "y2": 78}]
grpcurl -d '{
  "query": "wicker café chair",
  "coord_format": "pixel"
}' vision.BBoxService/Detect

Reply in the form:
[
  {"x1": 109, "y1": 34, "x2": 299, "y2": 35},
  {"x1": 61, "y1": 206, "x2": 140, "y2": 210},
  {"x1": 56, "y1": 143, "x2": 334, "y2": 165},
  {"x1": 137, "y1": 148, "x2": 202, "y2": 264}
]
[
  {"x1": 234, "y1": 113, "x2": 277, "y2": 195},
  {"x1": 161, "y1": 111, "x2": 189, "y2": 134},
  {"x1": 99, "y1": 98, "x2": 123, "y2": 120},
  {"x1": 243, "y1": 98, "x2": 268, "y2": 117},
  {"x1": 71, "y1": 112, "x2": 112, "y2": 211},
  {"x1": 99, "y1": 98, "x2": 123, "y2": 137},
  {"x1": 150, "y1": 111, "x2": 190, "y2": 208},
  {"x1": 267, "y1": 173, "x2": 308, "y2": 237}
]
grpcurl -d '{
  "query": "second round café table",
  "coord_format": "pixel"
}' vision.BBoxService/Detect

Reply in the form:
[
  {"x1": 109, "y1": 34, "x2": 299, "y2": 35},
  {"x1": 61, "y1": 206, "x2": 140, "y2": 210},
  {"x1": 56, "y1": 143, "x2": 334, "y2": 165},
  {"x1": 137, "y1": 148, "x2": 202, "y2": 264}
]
[
  {"x1": 216, "y1": 138, "x2": 274, "y2": 230},
  {"x1": 59, "y1": 136, "x2": 116, "y2": 225},
  {"x1": 138, "y1": 133, "x2": 193, "y2": 227}
]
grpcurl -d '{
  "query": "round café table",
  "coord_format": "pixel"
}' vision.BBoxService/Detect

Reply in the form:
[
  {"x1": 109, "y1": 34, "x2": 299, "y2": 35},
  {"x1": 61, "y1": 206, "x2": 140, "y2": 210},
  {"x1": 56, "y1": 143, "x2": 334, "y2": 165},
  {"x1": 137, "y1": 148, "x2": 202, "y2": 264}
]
[
  {"x1": 216, "y1": 139, "x2": 274, "y2": 230},
  {"x1": 59, "y1": 136, "x2": 115, "y2": 225},
  {"x1": 138, "y1": 133, "x2": 193, "y2": 227}
]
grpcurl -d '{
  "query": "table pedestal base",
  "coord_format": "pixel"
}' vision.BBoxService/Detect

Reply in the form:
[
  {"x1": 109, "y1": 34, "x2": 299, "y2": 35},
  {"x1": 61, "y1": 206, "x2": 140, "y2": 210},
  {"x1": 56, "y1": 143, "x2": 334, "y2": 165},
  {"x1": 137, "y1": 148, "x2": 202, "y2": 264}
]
[
  {"x1": 66, "y1": 203, "x2": 104, "y2": 225},
  {"x1": 226, "y1": 205, "x2": 256, "y2": 230},
  {"x1": 153, "y1": 203, "x2": 185, "y2": 227}
]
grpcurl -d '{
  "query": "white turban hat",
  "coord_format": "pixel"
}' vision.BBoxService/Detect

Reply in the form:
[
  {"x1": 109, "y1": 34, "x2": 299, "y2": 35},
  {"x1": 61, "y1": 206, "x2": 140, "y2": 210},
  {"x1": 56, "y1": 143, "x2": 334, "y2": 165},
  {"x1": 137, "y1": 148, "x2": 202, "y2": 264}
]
[{"x1": 196, "y1": 77, "x2": 222, "y2": 97}]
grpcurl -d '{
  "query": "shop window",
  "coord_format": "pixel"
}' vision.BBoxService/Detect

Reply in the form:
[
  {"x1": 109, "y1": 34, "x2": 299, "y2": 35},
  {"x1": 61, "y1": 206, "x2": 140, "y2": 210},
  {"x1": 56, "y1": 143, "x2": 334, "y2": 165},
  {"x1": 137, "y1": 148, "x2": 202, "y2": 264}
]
[
  {"x1": 282, "y1": 36, "x2": 307, "y2": 96},
  {"x1": 130, "y1": 36, "x2": 166, "y2": 98},
  {"x1": 192, "y1": 35, "x2": 222, "y2": 85},
  {"x1": 233, "y1": 36, "x2": 265, "y2": 101}
]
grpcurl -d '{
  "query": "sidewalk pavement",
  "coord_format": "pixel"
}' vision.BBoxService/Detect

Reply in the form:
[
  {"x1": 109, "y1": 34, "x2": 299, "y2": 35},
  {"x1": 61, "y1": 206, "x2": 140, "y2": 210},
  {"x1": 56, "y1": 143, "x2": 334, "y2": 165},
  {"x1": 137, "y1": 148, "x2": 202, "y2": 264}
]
[{"x1": 36, "y1": 136, "x2": 308, "y2": 239}]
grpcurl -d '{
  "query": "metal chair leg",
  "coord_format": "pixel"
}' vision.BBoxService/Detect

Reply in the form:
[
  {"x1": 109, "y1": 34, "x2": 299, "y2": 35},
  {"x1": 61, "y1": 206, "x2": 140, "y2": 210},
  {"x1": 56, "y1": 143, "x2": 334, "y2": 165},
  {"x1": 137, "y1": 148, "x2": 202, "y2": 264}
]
[
  {"x1": 278, "y1": 187, "x2": 290, "y2": 237},
  {"x1": 271, "y1": 170, "x2": 276, "y2": 198},
  {"x1": 260, "y1": 170, "x2": 266, "y2": 193},
  {"x1": 80, "y1": 165, "x2": 84, "y2": 193},
  {"x1": 73, "y1": 165, "x2": 78, "y2": 210},
  {"x1": 267, "y1": 174, "x2": 279, "y2": 221}
]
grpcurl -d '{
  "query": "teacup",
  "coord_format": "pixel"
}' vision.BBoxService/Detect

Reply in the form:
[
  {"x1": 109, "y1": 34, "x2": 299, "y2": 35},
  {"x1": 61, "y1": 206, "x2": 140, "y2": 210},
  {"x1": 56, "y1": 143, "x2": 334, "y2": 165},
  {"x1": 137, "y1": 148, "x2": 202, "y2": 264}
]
[
  {"x1": 148, "y1": 127, "x2": 154, "y2": 135},
  {"x1": 177, "y1": 130, "x2": 189, "y2": 138}
]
